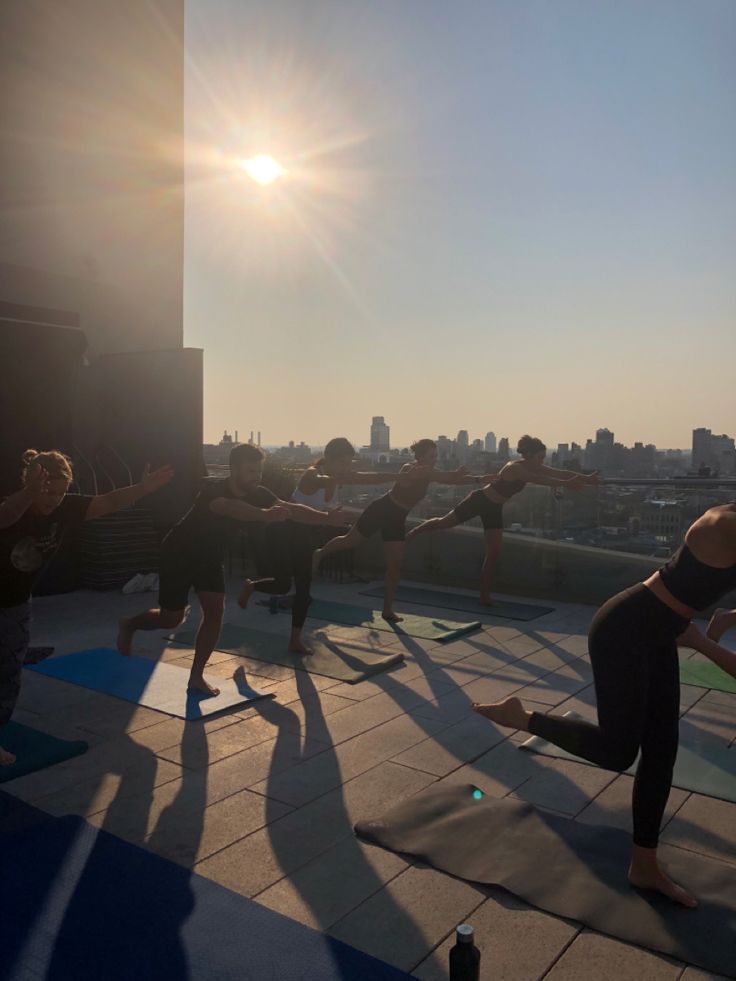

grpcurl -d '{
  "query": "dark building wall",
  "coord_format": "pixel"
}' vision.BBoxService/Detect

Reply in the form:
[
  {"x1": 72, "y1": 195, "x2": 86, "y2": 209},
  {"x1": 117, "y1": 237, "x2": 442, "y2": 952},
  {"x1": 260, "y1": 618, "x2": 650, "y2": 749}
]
[{"x1": 0, "y1": 0, "x2": 184, "y2": 356}]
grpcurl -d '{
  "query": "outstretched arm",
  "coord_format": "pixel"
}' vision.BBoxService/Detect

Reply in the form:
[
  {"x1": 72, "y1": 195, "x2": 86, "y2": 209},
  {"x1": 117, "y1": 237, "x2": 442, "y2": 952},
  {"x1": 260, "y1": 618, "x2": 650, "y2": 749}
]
[
  {"x1": 210, "y1": 499, "x2": 290, "y2": 523},
  {"x1": 279, "y1": 501, "x2": 345, "y2": 525},
  {"x1": 678, "y1": 622, "x2": 736, "y2": 679},
  {"x1": 85, "y1": 465, "x2": 175, "y2": 519}
]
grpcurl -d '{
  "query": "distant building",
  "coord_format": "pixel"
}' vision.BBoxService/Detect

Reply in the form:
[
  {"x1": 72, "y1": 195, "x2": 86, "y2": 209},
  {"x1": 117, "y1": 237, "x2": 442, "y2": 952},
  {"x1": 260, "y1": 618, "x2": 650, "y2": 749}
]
[
  {"x1": 456, "y1": 429, "x2": 469, "y2": 463},
  {"x1": 484, "y1": 432, "x2": 497, "y2": 453},
  {"x1": 370, "y1": 416, "x2": 390, "y2": 451},
  {"x1": 498, "y1": 437, "x2": 510, "y2": 460}
]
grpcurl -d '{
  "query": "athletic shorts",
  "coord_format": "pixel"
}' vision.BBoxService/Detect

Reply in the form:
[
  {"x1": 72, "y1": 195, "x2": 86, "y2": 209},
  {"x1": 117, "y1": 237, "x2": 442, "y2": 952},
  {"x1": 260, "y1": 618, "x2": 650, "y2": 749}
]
[
  {"x1": 355, "y1": 493, "x2": 409, "y2": 542},
  {"x1": 453, "y1": 488, "x2": 504, "y2": 531},
  {"x1": 158, "y1": 540, "x2": 225, "y2": 611}
]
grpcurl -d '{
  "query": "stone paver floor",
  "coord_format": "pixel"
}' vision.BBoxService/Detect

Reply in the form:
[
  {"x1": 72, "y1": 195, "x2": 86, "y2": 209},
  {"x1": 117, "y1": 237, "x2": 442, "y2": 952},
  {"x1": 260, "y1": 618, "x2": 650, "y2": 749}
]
[{"x1": 5, "y1": 577, "x2": 735, "y2": 980}]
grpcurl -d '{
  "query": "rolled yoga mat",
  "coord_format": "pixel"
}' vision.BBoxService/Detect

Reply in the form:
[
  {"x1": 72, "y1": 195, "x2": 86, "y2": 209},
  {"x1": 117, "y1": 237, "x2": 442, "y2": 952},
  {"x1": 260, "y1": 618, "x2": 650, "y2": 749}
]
[
  {"x1": 2, "y1": 814, "x2": 414, "y2": 981},
  {"x1": 307, "y1": 598, "x2": 481, "y2": 642},
  {"x1": 173, "y1": 622, "x2": 404, "y2": 684},
  {"x1": 0, "y1": 721, "x2": 88, "y2": 784},
  {"x1": 355, "y1": 783, "x2": 736, "y2": 978},
  {"x1": 679, "y1": 654, "x2": 736, "y2": 694},
  {"x1": 520, "y1": 710, "x2": 736, "y2": 804},
  {"x1": 360, "y1": 584, "x2": 554, "y2": 621},
  {"x1": 27, "y1": 648, "x2": 272, "y2": 721}
]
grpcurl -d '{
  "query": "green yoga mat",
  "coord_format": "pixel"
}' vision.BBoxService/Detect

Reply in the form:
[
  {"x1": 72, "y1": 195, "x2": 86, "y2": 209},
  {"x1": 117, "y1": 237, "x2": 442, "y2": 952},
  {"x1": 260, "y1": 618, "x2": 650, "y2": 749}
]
[
  {"x1": 307, "y1": 599, "x2": 481, "y2": 642},
  {"x1": 520, "y1": 711, "x2": 736, "y2": 804},
  {"x1": 173, "y1": 623, "x2": 405, "y2": 684},
  {"x1": 0, "y1": 721, "x2": 88, "y2": 783},
  {"x1": 679, "y1": 655, "x2": 736, "y2": 694}
]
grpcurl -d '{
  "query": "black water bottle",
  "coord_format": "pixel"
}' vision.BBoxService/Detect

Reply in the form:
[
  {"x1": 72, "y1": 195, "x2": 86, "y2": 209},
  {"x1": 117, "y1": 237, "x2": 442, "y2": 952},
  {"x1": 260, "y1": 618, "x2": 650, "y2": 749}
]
[{"x1": 449, "y1": 923, "x2": 480, "y2": 981}]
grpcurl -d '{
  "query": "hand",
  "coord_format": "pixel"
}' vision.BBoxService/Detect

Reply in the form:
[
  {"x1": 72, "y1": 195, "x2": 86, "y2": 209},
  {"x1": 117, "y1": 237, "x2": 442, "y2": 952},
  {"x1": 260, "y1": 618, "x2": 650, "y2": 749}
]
[
  {"x1": 25, "y1": 463, "x2": 50, "y2": 497},
  {"x1": 264, "y1": 504, "x2": 289, "y2": 523},
  {"x1": 141, "y1": 464, "x2": 174, "y2": 494}
]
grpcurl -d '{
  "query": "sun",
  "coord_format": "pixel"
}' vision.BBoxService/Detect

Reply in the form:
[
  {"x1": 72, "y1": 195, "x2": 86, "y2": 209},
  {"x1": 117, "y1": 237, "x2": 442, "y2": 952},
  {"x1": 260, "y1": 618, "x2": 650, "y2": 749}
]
[{"x1": 239, "y1": 154, "x2": 286, "y2": 185}]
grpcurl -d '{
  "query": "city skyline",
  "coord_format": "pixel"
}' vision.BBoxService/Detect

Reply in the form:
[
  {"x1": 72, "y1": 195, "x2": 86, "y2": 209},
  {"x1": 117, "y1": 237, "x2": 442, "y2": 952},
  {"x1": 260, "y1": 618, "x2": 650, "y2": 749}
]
[{"x1": 186, "y1": 1, "x2": 735, "y2": 451}]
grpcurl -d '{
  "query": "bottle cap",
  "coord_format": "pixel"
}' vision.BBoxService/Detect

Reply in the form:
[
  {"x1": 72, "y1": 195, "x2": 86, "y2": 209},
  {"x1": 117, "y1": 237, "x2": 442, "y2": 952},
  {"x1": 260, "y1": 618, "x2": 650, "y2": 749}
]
[{"x1": 456, "y1": 924, "x2": 474, "y2": 943}]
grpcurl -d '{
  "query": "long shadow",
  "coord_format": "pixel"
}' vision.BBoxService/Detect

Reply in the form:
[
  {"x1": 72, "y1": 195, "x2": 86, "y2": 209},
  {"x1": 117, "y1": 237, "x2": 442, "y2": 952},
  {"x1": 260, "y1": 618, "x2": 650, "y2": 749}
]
[{"x1": 254, "y1": 666, "x2": 438, "y2": 973}]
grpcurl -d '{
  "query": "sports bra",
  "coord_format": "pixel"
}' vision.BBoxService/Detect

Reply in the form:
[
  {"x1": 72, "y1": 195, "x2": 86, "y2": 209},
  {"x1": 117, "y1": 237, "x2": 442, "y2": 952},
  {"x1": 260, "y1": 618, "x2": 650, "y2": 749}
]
[{"x1": 658, "y1": 544, "x2": 736, "y2": 611}]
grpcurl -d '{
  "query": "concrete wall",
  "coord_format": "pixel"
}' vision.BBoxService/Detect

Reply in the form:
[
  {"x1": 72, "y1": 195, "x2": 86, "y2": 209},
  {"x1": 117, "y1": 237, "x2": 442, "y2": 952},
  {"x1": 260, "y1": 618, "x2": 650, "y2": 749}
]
[
  {"x1": 0, "y1": 0, "x2": 184, "y2": 356},
  {"x1": 354, "y1": 525, "x2": 736, "y2": 613}
]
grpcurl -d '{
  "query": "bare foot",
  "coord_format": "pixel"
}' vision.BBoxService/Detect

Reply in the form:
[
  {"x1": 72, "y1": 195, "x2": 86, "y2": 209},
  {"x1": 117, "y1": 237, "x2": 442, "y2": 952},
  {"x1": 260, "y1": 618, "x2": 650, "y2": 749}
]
[
  {"x1": 117, "y1": 618, "x2": 135, "y2": 656},
  {"x1": 628, "y1": 863, "x2": 698, "y2": 908},
  {"x1": 187, "y1": 675, "x2": 220, "y2": 697},
  {"x1": 473, "y1": 696, "x2": 530, "y2": 731},
  {"x1": 311, "y1": 548, "x2": 324, "y2": 576},
  {"x1": 382, "y1": 611, "x2": 404, "y2": 623},
  {"x1": 0, "y1": 745, "x2": 17, "y2": 766},
  {"x1": 706, "y1": 608, "x2": 734, "y2": 643},
  {"x1": 289, "y1": 640, "x2": 314, "y2": 656},
  {"x1": 479, "y1": 595, "x2": 499, "y2": 607},
  {"x1": 237, "y1": 580, "x2": 256, "y2": 610}
]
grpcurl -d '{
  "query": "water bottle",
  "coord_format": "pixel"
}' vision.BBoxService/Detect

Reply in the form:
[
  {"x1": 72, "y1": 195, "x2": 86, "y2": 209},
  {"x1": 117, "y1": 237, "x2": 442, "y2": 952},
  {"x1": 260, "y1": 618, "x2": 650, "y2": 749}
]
[{"x1": 449, "y1": 923, "x2": 480, "y2": 981}]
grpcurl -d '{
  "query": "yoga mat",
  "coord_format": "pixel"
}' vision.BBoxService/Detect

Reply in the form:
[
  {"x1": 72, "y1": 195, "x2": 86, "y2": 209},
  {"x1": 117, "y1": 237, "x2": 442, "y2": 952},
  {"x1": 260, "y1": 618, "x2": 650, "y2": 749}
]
[
  {"x1": 680, "y1": 655, "x2": 736, "y2": 694},
  {"x1": 355, "y1": 783, "x2": 736, "y2": 978},
  {"x1": 361, "y1": 584, "x2": 554, "y2": 621},
  {"x1": 520, "y1": 711, "x2": 736, "y2": 804},
  {"x1": 0, "y1": 721, "x2": 87, "y2": 784},
  {"x1": 173, "y1": 623, "x2": 404, "y2": 684},
  {"x1": 2, "y1": 815, "x2": 413, "y2": 981},
  {"x1": 27, "y1": 649, "x2": 272, "y2": 721},
  {"x1": 308, "y1": 598, "x2": 481, "y2": 642}
]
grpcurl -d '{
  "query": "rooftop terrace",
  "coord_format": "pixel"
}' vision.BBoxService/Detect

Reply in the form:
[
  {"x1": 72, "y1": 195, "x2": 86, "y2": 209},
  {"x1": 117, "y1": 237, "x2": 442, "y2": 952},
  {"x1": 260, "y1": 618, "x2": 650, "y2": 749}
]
[{"x1": 5, "y1": 567, "x2": 735, "y2": 980}]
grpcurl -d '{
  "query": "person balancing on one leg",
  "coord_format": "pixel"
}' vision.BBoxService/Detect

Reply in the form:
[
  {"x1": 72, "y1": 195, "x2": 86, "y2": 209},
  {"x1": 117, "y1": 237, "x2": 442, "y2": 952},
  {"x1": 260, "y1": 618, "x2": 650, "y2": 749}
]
[{"x1": 1, "y1": 448, "x2": 173, "y2": 766}]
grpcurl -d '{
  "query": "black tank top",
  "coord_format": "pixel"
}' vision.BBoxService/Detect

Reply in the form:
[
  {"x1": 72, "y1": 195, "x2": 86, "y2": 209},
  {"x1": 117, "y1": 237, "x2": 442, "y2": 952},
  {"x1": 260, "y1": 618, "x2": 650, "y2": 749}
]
[
  {"x1": 494, "y1": 479, "x2": 526, "y2": 500},
  {"x1": 658, "y1": 544, "x2": 736, "y2": 611}
]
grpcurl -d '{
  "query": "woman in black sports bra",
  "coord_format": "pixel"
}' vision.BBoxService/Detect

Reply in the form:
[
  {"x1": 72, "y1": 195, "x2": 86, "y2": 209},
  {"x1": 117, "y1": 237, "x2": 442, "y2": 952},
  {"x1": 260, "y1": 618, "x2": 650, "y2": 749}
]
[
  {"x1": 408, "y1": 436, "x2": 599, "y2": 606},
  {"x1": 312, "y1": 439, "x2": 476, "y2": 621},
  {"x1": 474, "y1": 502, "x2": 736, "y2": 908}
]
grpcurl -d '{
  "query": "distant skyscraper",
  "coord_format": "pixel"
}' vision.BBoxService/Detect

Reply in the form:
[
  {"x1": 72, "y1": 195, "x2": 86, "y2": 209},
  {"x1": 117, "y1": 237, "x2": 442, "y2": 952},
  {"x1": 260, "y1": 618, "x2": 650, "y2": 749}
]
[
  {"x1": 437, "y1": 435, "x2": 454, "y2": 460},
  {"x1": 472, "y1": 438, "x2": 483, "y2": 451},
  {"x1": 692, "y1": 428, "x2": 712, "y2": 470},
  {"x1": 370, "y1": 416, "x2": 390, "y2": 451},
  {"x1": 485, "y1": 432, "x2": 497, "y2": 453},
  {"x1": 498, "y1": 437, "x2": 509, "y2": 460},
  {"x1": 456, "y1": 429, "x2": 469, "y2": 462}
]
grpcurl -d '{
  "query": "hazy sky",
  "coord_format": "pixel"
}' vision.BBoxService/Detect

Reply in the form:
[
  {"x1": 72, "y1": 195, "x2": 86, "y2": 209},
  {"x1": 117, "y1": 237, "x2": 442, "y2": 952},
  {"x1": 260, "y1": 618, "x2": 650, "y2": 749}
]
[{"x1": 184, "y1": 0, "x2": 735, "y2": 450}]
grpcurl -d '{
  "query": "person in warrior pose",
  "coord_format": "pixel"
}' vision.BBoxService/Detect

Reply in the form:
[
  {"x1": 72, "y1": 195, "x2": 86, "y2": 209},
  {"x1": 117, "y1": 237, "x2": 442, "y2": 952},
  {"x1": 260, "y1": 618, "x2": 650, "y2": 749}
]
[
  {"x1": 236, "y1": 437, "x2": 402, "y2": 655},
  {"x1": 1, "y1": 449, "x2": 173, "y2": 765},
  {"x1": 118, "y1": 443, "x2": 342, "y2": 687},
  {"x1": 407, "y1": 435, "x2": 600, "y2": 605},
  {"x1": 312, "y1": 439, "x2": 477, "y2": 622},
  {"x1": 473, "y1": 502, "x2": 736, "y2": 906}
]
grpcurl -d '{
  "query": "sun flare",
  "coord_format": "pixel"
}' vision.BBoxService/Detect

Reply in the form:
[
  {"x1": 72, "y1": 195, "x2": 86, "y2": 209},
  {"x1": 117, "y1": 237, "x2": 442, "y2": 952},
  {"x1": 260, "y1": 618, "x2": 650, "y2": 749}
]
[{"x1": 239, "y1": 154, "x2": 286, "y2": 185}]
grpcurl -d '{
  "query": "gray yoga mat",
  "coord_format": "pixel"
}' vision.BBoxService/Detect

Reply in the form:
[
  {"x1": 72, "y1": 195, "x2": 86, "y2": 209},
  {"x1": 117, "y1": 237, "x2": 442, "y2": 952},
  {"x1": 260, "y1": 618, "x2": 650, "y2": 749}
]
[
  {"x1": 360, "y1": 585, "x2": 554, "y2": 621},
  {"x1": 307, "y1": 599, "x2": 481, "y2": 642},
  {"x1": 173, "y1": 623, "x2": 404, "y2": 683},
  {"x1": 355, "y1": 783, "x2": 736, "y2": 978},
  {"x1": 520, "y1": 711, "x2": 736, "y2": 804}
]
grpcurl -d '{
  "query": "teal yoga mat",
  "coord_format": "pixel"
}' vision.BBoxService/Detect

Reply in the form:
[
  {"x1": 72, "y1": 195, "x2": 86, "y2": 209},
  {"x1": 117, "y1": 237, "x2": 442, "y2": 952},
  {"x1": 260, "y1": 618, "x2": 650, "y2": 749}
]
[
  {"x1": 0, "y1": 721, "x2": 87, "y2": 783},
  {"x1": 520, "y1": 711, "x2": 736, "y2": 804},
  {"x1": 307, "y1": 599, "x2": 481, "y2": 642},
  {"x1": 27, "y1": 649, "x2": 272, "y2": 720},
  {"x1": 173, "y1": 623, "x2": 404, "y2": 683},
  {"x1": 360, "y1": 584, "x2": 554, "y2": 621},
  {"x1": 680, "y1": 655, "x2": 736, "y2": 694}
]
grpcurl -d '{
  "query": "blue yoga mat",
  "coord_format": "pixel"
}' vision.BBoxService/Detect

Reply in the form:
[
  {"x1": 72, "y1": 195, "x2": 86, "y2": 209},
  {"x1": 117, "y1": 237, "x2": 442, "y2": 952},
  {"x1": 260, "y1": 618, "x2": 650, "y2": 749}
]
[
  {"x1": 1, "y1": 815, "x2": 413, "y2": 981},
  {"x1": 27, "y1": 649, "x2": 273, "y2": 721},
  {"x1": 0, "y1": 721, "x2": 87, "y2": 784}
]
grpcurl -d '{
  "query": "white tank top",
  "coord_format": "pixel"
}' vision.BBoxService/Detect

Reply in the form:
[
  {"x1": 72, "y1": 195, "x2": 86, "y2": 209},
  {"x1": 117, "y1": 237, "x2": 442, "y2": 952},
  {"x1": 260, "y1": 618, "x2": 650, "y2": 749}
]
[{"x1": 292, "y1": 470, "x2": 337, "y2": 510}]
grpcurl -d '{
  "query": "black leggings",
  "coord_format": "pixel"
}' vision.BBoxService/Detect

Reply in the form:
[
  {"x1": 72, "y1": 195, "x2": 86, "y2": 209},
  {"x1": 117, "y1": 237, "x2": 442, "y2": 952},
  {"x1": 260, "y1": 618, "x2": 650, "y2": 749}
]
[
  {"x1": 250, "y1": 522, "x2": 314, "y2": 629},
  {"x1": 528, "y1": 584, "x2": 688, "y2": 848}
]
